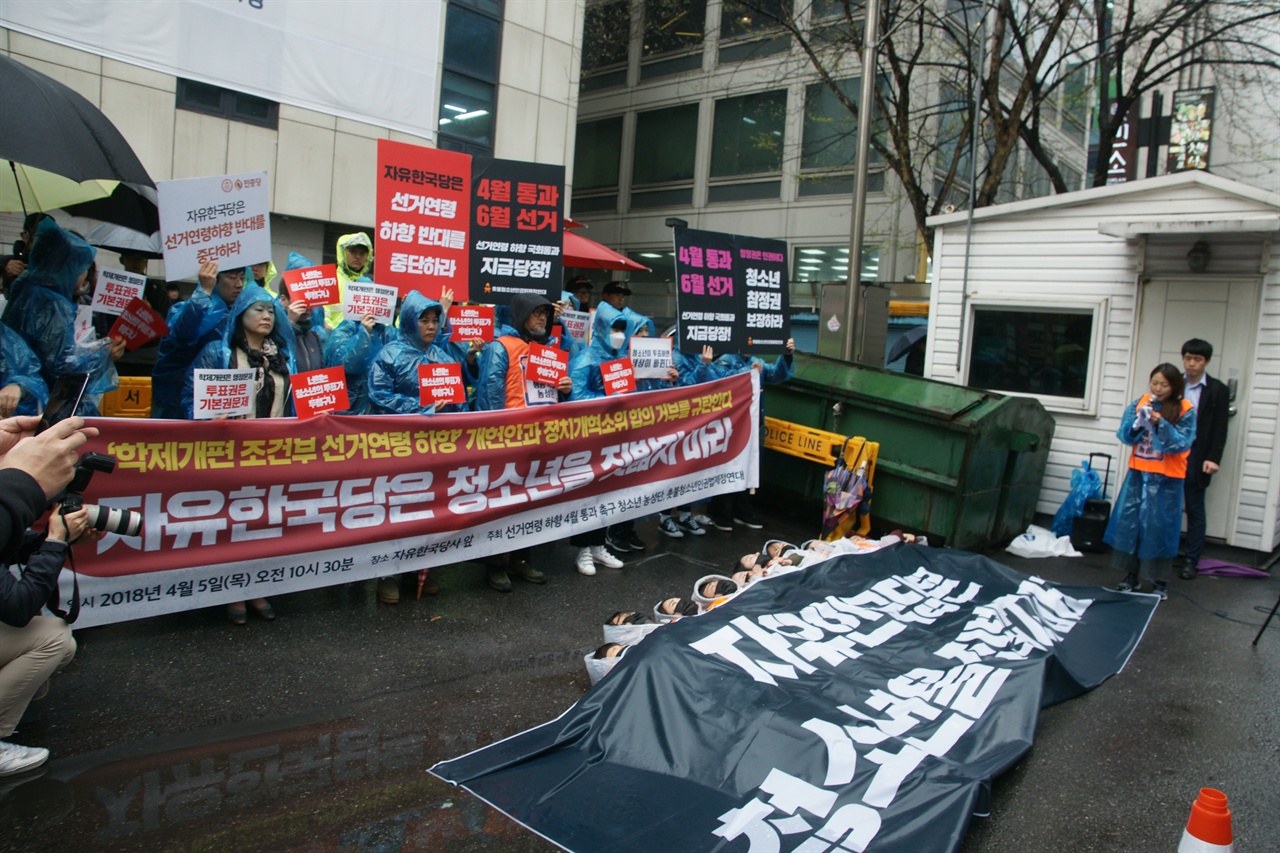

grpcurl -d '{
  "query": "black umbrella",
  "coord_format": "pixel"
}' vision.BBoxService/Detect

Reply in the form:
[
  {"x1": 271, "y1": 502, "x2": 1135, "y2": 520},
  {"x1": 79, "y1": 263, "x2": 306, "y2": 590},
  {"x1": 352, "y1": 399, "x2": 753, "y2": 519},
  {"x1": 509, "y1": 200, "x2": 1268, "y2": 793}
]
[
  {"x1": 65, "y1": 182, "x2": 161, "y2": 234},
  {"x1": 886, "y1": 325, "x2": 928, "y2": 363},
  {"x1": 0, "y1": 54, "x2": 154, "y2": 213}
]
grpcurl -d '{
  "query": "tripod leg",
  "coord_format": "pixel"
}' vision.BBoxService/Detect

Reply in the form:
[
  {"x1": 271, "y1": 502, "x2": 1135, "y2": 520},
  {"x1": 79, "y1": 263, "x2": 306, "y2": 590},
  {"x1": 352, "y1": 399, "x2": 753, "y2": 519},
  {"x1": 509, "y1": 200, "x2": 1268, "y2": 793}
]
[{"x1": 1251, "y1": 592, "x2": 1280, "y2": 646}]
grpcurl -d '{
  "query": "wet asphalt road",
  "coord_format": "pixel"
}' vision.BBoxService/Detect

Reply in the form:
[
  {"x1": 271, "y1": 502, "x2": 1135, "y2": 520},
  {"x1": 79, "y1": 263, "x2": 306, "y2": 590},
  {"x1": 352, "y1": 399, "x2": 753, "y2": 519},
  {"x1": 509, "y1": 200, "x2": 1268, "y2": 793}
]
[{"x1": 3, "y1": 503, "x2": 1277, "y2": 853}]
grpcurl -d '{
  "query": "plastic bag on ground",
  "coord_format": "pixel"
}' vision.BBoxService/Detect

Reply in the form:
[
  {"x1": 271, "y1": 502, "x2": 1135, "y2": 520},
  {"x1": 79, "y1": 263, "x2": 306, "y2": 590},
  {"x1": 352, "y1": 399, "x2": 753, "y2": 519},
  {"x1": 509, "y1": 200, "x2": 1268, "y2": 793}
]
[{"x1": 1006, "y1": 525, "x2": 1082, "y2": 559}]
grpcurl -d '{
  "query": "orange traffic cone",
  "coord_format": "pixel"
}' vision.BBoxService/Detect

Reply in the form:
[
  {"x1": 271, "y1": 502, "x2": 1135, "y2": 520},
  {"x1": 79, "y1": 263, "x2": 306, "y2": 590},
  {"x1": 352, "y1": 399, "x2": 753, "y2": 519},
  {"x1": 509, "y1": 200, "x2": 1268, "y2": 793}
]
[{"x1": 1178, "y1": 788, "x2": 1234, "y2": 852}]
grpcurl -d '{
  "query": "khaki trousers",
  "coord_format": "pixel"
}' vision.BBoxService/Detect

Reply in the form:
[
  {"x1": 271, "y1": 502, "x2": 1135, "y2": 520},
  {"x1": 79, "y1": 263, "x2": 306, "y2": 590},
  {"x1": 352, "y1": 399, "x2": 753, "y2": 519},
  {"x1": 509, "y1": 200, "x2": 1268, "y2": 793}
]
[{"x1": 0, "y1": 616, "x2": 75, "y2": 737}]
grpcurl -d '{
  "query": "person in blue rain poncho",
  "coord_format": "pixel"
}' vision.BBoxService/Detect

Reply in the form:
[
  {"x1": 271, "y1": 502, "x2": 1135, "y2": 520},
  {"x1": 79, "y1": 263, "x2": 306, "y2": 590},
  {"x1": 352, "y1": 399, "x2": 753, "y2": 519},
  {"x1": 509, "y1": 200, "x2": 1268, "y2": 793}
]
[
  {"x1": 0, "y1": 324, "x2": 48, "y2": 417},
  {"x1": 367, "y1": 289, "x2": 480, "y2": 415},
  {"x1": 566, "y1": 303, "x2": 680, "y2": 575},
  {"x1": 326, "y1": 232, "x2": 374, "y2": 331},
  {"x1": 1, "y1": 218, "x2": 122, "y2": 416},
  {"x1": 1104, "y1": 363, "x2": 1197, "y2": 600},
  {"x1": 703, "y1": 336, "x2": 796, "y2": 532},
  {"x1": 152, "y1": 262, "x2": 248, "y2": 419},
  {"x1": 277, "y1": 253, "x2": 328, "y2": 373},
  {"x1": 183, "y1": 282, "x2": 296, "y2": 625},
  {"x1": 322, "y1": 275, "x2": 389, "y2": 416}
]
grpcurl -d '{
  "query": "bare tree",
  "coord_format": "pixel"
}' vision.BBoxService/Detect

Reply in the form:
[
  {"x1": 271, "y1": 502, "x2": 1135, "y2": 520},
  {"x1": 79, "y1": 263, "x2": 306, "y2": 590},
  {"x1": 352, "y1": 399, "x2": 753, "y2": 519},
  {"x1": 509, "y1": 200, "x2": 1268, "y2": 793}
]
[{"x1": 732, "y1": 0, "x2": 1280, "y2": 250}]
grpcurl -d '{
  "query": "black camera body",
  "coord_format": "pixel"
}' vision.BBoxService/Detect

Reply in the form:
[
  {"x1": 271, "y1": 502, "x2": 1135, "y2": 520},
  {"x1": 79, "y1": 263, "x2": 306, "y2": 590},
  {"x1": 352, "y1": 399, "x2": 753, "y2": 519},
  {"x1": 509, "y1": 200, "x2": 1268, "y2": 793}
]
[{"x1": 59, "y1": 452, "x2": 142, "y2": 537}]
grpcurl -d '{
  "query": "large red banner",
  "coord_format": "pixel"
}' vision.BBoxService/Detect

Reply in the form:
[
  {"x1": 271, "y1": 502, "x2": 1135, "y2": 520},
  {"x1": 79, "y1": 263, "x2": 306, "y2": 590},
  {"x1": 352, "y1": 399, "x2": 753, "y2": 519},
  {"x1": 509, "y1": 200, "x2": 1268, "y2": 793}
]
[
  {"x1": 375, "y1": 139, "x2": 471, "y2": 299},
  {"x1": 63, "y1": 374, "x2": 760, "y2": 626}
]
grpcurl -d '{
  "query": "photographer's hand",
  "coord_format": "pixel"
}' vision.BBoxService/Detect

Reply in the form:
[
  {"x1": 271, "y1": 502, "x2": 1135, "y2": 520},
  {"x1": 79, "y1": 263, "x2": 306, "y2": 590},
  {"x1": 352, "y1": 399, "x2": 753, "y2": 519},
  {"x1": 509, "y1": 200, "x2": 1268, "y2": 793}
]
[
  {"x1": 0, "y1": 416, "x2": 99, "y2": 499},
  {"x1": 48, "y1": 504, "x2": 90, "y2": 544},
  {"x1": 0, "y1": 384, "x2": 22, "y2": 418}
]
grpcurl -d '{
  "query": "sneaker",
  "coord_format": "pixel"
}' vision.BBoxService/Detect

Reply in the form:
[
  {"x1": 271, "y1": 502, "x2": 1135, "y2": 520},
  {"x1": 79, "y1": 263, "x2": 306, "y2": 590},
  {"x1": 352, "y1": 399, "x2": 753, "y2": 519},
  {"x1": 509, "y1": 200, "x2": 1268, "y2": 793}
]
[
  {"x1": 510, "y1": 560, "x2": 546, "y2": 584},
  {"x1": 486, "y1": 567, "x2": 512, "y2": 592},
  {"x1": 710, "y1": 514, "x2": 734, "y2": 532},
  {"x1": 0, "y1": 741, "x2": 49, "y2": 777},
  {"x1": 733, "y1": 509, "x2": 764, "y2": 530},
  {"x1": 1178, "y1": 561, "x2": 1198, "y2": 580},
  {"x1": 619, "y1": 530, "x2": 647, "y2": 552},
  {"x1": 377, "y1": 576, "x2": 400, "y2": 605},
  {"x1": 657, "y1": 516, "x2": 685, "y2": 538},
  {"x1": 676, "y1": 514, "x2": 707, "y2": 536},
  {"x1": 1115, "y1": 574, "x2": 1141, "y2": 593},
  {"x1": 590, "y1": 545, "x2": 624, "y2": 569},
  {"x1": 1152, "y1": 581, "x2": 1169, "y2": 600},
  {"x1": 575, "y1": 548, "x2": 596, "y2": 576},
  {"x1": 693, "y1": 513, "x2": 713, "y2": 527},
  {"x1": 604, "y1": 530, "x2": 631, "y2": 552}
]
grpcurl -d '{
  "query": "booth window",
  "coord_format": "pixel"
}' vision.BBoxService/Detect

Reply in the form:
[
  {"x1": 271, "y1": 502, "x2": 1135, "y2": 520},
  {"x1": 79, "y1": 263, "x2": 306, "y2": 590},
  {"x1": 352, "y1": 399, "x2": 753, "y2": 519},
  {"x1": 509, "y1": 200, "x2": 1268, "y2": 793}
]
[{"x1": 967, "y1": 307, "x2": 1093, "y2": 400}]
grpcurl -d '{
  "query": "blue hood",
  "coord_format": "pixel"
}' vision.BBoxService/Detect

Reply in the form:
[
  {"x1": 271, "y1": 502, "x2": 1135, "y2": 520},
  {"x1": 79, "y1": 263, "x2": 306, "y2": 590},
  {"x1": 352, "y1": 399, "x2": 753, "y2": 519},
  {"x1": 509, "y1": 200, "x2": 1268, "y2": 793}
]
[
  {"x1": 396, "y1": 290, "x2": 446, "y2": 349},
  {"x1": 11, "y1": 217, "x2": 96, "y2": 303},
  {"x1": 221, "y1": 282, "x2": 296, "y2": 355}
]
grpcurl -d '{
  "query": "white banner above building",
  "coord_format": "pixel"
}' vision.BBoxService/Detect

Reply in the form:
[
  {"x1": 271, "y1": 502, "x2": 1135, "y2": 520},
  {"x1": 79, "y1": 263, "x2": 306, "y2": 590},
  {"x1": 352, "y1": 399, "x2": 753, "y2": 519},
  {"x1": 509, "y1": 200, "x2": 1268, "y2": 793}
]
[{"x1": 0, "y1": 0, "x2": 443, "y2": 138}]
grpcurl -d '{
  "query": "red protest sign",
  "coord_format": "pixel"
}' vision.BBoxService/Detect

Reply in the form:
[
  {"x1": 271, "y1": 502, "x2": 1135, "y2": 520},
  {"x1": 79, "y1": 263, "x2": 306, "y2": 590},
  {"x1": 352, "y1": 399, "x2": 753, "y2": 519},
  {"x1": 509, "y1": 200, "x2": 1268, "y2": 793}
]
[
  {"x1": 375, "y1": 139, "x2": 471, "y2": 299},
  {"x1": 108, "y1": 298, "x2": 170, "y2": 351},
  {"x1": 418, "y1": 362, "x2": 466, "y2": 406},
  {"x1": 451, "y1": 304, "x2": 495, "y2": 342},
  {"x1": 281, "y1": 264, "x2": 339, "y2": 307},
  {"x1": 601, "y1": 358, "x2": 636, "y2": 396},
  {"x1": 525, "y1": 343, "x2": 567, "y2": 387},
  {"x1": 291, "y1": 367, "x2": 349, "y2": 418}
]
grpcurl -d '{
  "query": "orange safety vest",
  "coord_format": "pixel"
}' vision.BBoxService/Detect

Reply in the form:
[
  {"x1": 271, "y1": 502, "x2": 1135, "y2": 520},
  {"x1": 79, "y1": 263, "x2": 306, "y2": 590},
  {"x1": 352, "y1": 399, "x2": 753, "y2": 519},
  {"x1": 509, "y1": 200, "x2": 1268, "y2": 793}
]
[{"x1": 1128, "y1": 393, "x2": 1193, "y2": 478}]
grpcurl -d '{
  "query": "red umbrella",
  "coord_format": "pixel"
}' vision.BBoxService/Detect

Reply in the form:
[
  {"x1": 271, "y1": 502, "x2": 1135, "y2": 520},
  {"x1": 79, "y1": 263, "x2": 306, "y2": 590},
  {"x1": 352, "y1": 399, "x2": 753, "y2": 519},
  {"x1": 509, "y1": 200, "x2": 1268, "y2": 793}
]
[{"x1": 564, "y1": 230, "x2": 650, "y2": 272}]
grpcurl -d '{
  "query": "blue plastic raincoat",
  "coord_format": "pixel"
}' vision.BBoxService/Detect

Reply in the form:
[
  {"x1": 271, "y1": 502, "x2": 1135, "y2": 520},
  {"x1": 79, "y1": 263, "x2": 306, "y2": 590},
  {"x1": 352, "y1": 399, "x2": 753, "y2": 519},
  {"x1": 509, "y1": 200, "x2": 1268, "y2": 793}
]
[
  {"x1": 475, "y1": 294, "x2": 565, "y2": 411},
  {"x1": 569, "y1": 304, "x2": 670, "y2": 400},
  {"x1": 322, "y1": 280, "x2": 388, "y2": 416},
  {"x1": 182, "y1": 283, "x2": 297, "y2": 419},
  {"x1": 1, "y1": 218, "x2": 116, "y2": 415},
  {"x1": 367, "y1": 291, "x2": 472, "y2": 415},
  {"x1": 0, "y1": 323, "x2": 48, "y2": 415},
  {"x1": 1103, "y1": 396, "x2": 1197, "y2": 560}
]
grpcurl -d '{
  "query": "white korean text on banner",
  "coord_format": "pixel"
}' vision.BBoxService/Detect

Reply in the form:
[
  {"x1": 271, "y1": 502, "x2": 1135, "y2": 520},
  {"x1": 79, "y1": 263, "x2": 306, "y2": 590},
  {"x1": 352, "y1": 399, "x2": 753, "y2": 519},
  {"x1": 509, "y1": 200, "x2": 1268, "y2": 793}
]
[
  {"x1": 432, "y1": 546, "x2": 1158, "y2": 853},
  {"x1": 673, "y1": 226, "x2": 790, "y2": 355},
  {"x1": 157, "y1": 172, "x2": 271, "y2": 281},
  {"x1": 0, "y1": 1, "x2": 444, "y2": 138},
  {"x1": 375, "y1": 139, "x2": 471, "y2": 299},
  {"x1": 469, "y1": 158, "x2": 564, "y2": 306},
  {"x1": 1168, "y1": 87, "x2": 1215, "y2": 173},
  {"x1": 64, "y1": 374, "x2": 759, "y2": 627}
]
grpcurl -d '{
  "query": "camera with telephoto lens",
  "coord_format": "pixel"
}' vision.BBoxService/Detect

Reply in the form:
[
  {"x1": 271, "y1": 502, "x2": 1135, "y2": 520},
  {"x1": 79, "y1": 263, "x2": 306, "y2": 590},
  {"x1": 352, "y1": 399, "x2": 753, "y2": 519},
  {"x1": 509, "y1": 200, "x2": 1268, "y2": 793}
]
[{"x1": 59, "y1": 452, "x2": 143, "y2": 537}]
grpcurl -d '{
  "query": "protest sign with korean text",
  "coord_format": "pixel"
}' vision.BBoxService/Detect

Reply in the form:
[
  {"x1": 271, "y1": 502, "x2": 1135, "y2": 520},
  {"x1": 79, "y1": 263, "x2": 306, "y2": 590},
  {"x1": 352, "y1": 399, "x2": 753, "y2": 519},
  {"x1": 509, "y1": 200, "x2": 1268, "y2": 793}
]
[
  {"x1": 282, "y1": 264, "x2": 340, "y2": 308},
  {"x1": 192, "y1": 369, "x2": 254, "y2": 420},
  {"x1": 108, "y1": 298, "x2": 170, "y2": 352},
  {"x1": 470, "y1": 158, "x2": 563, "y2": 305},
  {"x1": 66, "y1": 373, "x2": 760, "y2": 626},
  {"x1": 601, "y1": 358, "x2": 636, "y2": 395},
  {"x1": 560, "y1": 309, "x2": 591, "y2": 346},
  {"x1": 525, "y1": 342, "x2": 568, "y2": 387},
  {"x1": 93, "y1": 269, "x2": 146, "y2": 316},
  {"x1": 673, "y1": 226, "x2": 790, "y2": 355},
  {"x1": 451, "y1": 305, "x2": 495, "y2": 343},
  {"x1": 376, "y1": 139, "x2": 470, "y2": 299},
  {"x1": 629, "y1": 336, "x2": 673, "y2": 380},
  {"x1": 419, "y1": 362, "x2": 467, "y2": 406},
  {"x1": 342, "y1": 280, "x2": 398, "y2": 325},
  {"x1": 432, "y1": 546, "x2": 1158, "y2": 853},
  {"x1": 158, "y1": 172, "x2": 270, "y2": 280},
  {"x1": 292, "y1": 367, "x2": 349, "y2": 419},
  {"x1": 74, "y1": 305, "x2": 94, "y2": 345}
]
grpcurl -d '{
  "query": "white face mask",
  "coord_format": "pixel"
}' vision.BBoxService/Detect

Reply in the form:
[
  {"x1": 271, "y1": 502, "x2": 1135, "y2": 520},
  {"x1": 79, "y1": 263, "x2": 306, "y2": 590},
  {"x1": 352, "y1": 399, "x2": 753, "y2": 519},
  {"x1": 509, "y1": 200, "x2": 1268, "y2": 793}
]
[{"x1": 609, "y1": 330, "x2": 627, "y2": 350}]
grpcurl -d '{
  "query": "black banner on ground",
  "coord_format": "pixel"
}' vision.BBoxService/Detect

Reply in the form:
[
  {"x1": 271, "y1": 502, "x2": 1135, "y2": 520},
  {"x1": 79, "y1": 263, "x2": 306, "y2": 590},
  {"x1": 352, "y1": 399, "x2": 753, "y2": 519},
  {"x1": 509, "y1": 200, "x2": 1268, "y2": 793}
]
[
  {"x1": 432, "y1": 545, "x2": 1156, "y2": 853},
  {"x1": 469, "y1": 157, "x2": 564, "y2": 306},
  {"x1": 673, "y1": 226, "x2": 789, "y2": 355}
]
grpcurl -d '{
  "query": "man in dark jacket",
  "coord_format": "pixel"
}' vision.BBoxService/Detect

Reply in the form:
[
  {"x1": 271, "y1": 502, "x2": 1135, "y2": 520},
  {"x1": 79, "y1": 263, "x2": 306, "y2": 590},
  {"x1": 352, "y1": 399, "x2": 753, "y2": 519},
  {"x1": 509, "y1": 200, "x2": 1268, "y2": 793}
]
[{"x1": 1179, "y1": 338, "x2": 1230, "y2": 580}]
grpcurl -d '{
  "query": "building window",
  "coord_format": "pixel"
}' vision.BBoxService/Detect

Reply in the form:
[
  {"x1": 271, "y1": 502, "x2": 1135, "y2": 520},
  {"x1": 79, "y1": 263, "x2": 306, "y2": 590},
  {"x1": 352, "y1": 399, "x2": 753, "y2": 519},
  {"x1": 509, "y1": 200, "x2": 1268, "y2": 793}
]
[
  {"x1": 643, "y1": 0, "x2": 707, "y2": 57},
  {"x1": 176, "y1": 79, "x2": 278, "y2": 129},
  {"x1": 792, "y1": 245, "x2": 879, "y2": 283},
  {"x1": 439, "y1": 0, "x2": 503, "y2": 156},
  {"x1": 633, "y1": 105, "x2": 699, "y2": 184},
  {"x1": 1061, "y1": 62, "x2": 1090, "y2": 138},
  {"x1": 583, "y1": 0, "x2": 631, "y2": 73},
  {"x1": 718, "y1": 0, "x2": 792, "y2": 63},
  {"x1": 710, "y1": 90, "x2": 787, "y2": 179},
  {"x1": 967, "y1": 306, "x2": 1094, "y2": 401},
  {"x1": 573, "y1": 116, "x2": 624, "y2": 213}
]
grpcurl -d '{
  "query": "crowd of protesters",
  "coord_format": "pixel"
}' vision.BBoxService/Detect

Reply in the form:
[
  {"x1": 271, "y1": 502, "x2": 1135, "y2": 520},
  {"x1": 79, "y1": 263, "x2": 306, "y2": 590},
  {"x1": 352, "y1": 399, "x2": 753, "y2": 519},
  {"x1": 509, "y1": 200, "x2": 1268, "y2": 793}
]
[{"x1": 0, "y1": 218, "x2": 796, "y2": 621}]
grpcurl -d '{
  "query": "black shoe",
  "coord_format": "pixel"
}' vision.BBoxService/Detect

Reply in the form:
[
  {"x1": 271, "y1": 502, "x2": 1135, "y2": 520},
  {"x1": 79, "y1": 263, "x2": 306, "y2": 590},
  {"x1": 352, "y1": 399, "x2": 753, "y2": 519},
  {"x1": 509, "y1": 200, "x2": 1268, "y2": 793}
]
[
  {"x1": 1152, "y1": 581, "x2": 1169, "y2": 600},
  {"x1": 1115, "y1": 574, "x2": 1141, "y2": 593},
  {"x1": 1179, "y1": 562, "x2": 1197, "y2": 580},
  {"x1": 620, "y1": 529, "x2": 646, "y2": 552},
  {"x1": 733, "y1": 510, "x2": 763, "y2": 530},
  {"x1": 605, "y1": 531, "x2": 636, "y2": 552},
  {"x1": 710, "y1": 515, "x2": 734, "y2": 532},
  {"x1": 487, "y1": 567, "x2": 512, "y2": 592}
]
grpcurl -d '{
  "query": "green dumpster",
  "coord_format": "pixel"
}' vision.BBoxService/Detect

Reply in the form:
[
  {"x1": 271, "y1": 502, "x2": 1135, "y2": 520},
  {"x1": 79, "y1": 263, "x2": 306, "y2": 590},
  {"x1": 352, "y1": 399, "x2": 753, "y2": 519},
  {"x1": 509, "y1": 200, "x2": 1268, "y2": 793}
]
[{"x1": 760, "y1": 352, "x2": 1054, "y2": 550}]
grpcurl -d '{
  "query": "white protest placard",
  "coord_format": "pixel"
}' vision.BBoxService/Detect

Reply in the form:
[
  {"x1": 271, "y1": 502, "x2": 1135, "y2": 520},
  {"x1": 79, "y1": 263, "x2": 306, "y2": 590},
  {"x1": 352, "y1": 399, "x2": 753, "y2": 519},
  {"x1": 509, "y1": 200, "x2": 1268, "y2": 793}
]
[
  {"x1": 561, "y1": 309, "x2": 591, "y2": 345},
  {"x1": 73, "y1": 304, "x2": 95, "y2": 344},
  {"x1": 193, "y1": 369, "x2": 255, "y2": 420},
  {"x1": 342, "y1": 281, "x2": 398, "y2": 325},
  {"x1": 92, "y1": 268, "x2": 146, "y2": 316},
  {"x1": 629, "y1": 336, "x2": 673, "y2": 380},
  {"x1": 158, "y1": 171, "x2": 271, "y2": 281}
]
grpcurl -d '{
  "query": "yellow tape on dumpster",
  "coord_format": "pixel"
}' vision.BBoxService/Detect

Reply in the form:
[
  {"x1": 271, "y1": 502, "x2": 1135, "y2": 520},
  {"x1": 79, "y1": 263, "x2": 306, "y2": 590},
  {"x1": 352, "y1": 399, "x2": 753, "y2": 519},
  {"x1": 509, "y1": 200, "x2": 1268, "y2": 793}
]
[{"x1": 763, "y1": 417, "x2": 878, "y2": 537}]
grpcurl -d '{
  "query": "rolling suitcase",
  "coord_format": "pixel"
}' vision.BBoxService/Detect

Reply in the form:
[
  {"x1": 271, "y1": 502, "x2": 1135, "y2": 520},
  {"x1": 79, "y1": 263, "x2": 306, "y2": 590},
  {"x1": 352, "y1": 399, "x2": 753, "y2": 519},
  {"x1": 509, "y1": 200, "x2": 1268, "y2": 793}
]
[{"x1": 1070, "y1": 453, "x2": 1113, "y2": 552}]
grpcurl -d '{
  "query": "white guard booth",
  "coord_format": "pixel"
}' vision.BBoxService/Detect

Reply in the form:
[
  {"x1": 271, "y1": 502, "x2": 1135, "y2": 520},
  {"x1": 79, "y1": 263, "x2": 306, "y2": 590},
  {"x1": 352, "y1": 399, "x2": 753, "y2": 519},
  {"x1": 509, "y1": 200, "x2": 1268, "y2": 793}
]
[{"x1": 925, "y1": 171, "x2": 1280, "y2": 555}]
